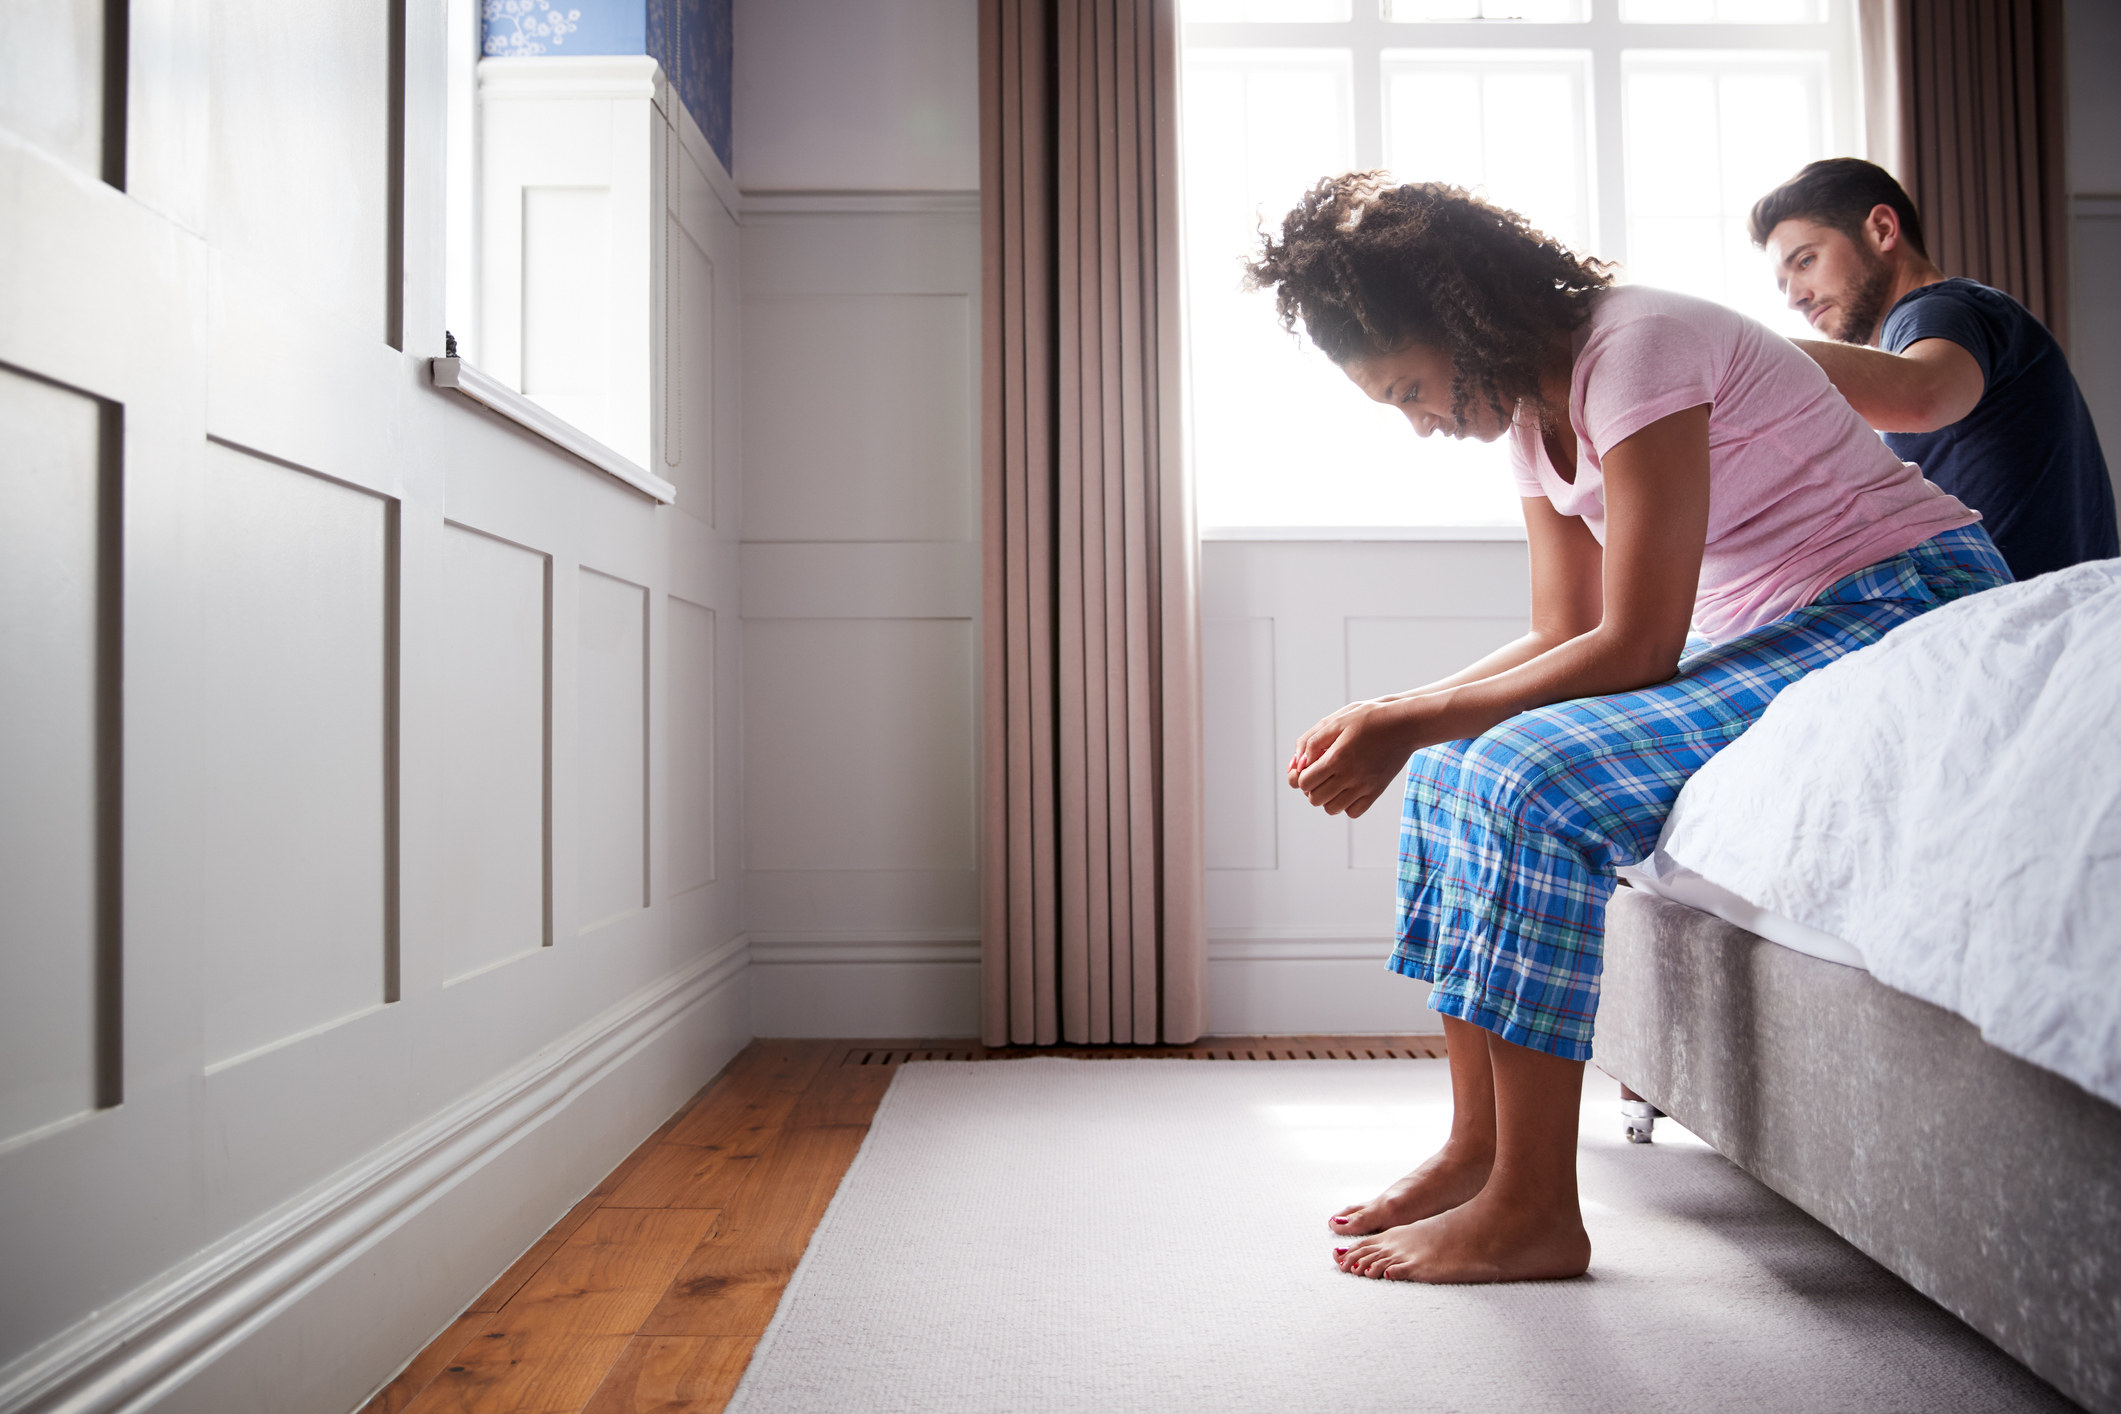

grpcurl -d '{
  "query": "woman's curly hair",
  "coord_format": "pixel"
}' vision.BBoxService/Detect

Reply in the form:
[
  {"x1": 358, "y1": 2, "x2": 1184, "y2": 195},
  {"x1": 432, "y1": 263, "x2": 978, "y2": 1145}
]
[{"x1": 1244, "y1": 173, "x2": 1614, "y2": 429}]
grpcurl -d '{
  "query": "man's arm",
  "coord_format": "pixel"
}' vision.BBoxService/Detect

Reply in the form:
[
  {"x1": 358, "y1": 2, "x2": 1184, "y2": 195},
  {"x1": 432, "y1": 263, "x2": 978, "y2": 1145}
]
[{"x1": 1794, "y1": 336, "x2": 1985, "y2": 434}]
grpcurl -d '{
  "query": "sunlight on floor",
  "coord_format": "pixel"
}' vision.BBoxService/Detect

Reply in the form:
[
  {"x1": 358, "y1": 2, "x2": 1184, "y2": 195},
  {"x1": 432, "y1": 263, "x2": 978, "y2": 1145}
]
[
  {"x1": 1257, "y1": 1101, "x2": 1453, "y2": 1162},
  {"x1": 1258, "y1": 1070, "x2": 1715, "y2": 1167}
]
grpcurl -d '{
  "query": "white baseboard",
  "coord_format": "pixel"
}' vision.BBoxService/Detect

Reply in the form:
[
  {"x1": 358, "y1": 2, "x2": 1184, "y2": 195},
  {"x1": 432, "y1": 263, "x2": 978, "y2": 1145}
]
[
  {"x1": 750, "y1": 940, "x2": 980, "y2": 1038},
  {"x1": 0, "y1": 940, "x2": 751, "y2": 1414},
  {"x1": 1207, "y1": 946, "x2": 1440, "y2": 1036},
  {"x1": 748, "y1": 937, "x2": 1441, "y2": 1040}
]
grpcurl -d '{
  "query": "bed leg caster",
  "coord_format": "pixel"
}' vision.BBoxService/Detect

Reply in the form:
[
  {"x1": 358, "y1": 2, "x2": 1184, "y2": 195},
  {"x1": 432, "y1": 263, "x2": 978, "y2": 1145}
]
[{"x1": 1619, "y1": 1088, "x2": 1664, "y2": 1144}]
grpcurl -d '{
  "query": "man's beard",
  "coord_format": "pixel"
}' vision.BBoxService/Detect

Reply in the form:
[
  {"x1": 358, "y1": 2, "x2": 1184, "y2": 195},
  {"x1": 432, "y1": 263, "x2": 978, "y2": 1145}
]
[{"x1": 1835, "y1": 249, "x2": 1895, "y2": 344}]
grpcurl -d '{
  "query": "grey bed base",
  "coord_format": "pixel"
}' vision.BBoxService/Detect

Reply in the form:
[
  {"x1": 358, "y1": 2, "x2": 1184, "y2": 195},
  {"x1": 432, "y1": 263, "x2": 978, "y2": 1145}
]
[{"x1": 1593, "y1": 886, "x2": 2121, "y2": 1414}]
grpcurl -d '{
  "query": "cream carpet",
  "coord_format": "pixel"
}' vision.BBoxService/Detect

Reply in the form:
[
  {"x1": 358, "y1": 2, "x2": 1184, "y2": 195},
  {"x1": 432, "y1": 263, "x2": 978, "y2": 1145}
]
[{"x1": 726, "y1": 1059, "x2": 2072, "y2": 1413}]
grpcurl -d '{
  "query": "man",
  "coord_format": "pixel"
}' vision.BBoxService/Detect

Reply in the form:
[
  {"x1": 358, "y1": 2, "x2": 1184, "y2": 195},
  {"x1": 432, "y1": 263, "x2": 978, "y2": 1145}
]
[{"x1": 1751, "y1": 157, "x2": 2117, "y2": 580}]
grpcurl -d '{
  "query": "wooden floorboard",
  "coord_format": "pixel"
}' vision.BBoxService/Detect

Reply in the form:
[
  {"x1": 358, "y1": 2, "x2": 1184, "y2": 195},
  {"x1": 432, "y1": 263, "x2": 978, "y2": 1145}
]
[
  {"x1": 637, "y1": 1122, "x2": 870, "y2": 1339},
  {"x1": 365, "y1": 1033, "x2": 1447, "y2": 1413},
  {"x1": 360, "y1": 1313, "x2": 492, "y2": 1414},
  {"x1": 399, "y1": 1327, "x2": 632, "y2": 1414},
  {"x1": 579, "y1": 1336, "x2": 758, "y2": 1414}
]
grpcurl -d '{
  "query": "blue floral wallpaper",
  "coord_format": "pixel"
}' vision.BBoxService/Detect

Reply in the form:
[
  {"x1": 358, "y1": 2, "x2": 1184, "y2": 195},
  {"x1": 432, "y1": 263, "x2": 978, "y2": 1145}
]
[
  {"x1": 647, "y1": 0, "x2": 734, "y2": 172},
  {"x1": 484, "y1": 0, "x2": 732, "y2": 170}
]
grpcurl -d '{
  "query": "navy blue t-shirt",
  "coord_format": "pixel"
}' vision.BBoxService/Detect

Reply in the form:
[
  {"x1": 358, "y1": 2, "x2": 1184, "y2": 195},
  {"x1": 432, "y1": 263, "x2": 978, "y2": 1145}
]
[{"x1": 1881, "y1": 278, "x2": 2118, "y2": 580}]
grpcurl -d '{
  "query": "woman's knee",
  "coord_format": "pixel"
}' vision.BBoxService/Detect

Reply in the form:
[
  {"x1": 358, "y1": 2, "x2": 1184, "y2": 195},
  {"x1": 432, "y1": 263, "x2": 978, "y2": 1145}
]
[{"x1": 1452, "y1": 717, "x2": 1580, "y2": 827}]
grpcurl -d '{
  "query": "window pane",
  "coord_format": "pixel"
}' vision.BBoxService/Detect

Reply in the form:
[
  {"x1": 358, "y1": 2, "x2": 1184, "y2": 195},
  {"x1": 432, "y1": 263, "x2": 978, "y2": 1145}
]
[
  {"x1": 1184, "y1": 0, "x2": 1353, "y2": 21},
  {"x1": 1383, "y1": 51, "x2": 1593, "y2": 255},
  {"x1": 1621, "y1": 0, "x2": 1823, "y2": 22},
  {"x1": 1622, "y1": 51, "x2": 1827, "y2": 338},
  {"x1": 1183, "y1": 49, "x2": 1524, "y2": 528},
  {"x1": 1388, "y1": 0, "x2": 1588, "y2": 19},
  {"x1": 444, "y1": 0, "x2": 479, "y2": 360}
]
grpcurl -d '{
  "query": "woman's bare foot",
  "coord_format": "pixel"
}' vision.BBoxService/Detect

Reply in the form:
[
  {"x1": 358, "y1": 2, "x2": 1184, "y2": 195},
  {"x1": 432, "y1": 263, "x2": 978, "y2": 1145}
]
[
  {"x1": 1331, "y1": 1187, "x2": 1591, "y2": 1284},
  {"x1": 1326, "y1": 1140, "x2": 1494, "y2": 1236}
]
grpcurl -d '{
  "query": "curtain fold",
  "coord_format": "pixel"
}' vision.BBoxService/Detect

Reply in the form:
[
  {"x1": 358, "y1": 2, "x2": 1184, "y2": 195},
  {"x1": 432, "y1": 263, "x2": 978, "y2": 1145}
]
[
  {"x1": 1855, "y1": 0, "x2": 1907, "y2": 178},
  {"x1": 980, "y1": 0, "x2": 1205, "y2": 1047},
  {"x1": 1866, "y1": 0, "x2": 2071, "y2": 343}
]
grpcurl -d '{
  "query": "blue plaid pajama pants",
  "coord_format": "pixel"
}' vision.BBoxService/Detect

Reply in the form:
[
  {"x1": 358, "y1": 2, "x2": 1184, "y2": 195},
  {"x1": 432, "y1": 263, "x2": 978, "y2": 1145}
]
[{"x1": 1390, "y1": 524, "x2": 2011, "y2": 1061}]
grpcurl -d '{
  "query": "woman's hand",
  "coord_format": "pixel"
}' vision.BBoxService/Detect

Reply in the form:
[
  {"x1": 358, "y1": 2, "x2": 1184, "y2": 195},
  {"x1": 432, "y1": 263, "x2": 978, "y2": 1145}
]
[
  {"x1": 1279, "y1": 406, "x2": 1709, "y2": 822},
  {"x1": 1287, "y1": 697, "x2": 1439, "y2": 818}
]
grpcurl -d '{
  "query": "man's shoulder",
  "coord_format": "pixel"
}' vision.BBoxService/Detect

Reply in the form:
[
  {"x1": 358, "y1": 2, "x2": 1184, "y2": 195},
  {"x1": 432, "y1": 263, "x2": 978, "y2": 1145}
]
[{"x1": 1881, "y1": 278, "x2": 2033, "y2": 348}]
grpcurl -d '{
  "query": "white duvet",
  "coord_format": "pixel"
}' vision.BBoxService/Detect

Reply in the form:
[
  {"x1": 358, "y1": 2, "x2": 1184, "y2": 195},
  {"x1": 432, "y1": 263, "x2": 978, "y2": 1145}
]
[{"x1": 1639, "y1": 559, "x2": 2121, "y2": 1109}]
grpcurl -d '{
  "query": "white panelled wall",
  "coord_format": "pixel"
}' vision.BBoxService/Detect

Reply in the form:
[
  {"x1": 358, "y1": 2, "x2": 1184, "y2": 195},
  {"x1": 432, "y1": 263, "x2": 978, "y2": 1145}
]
[
  {"x1": 1201, "y1": 537, "x2": 1527, "y2": 1035},
  {"x1": 0, "y1": 6, "x2": 745, "y2": 1414},
  {"x1": 739, "y1": 198, "x2": 985, "y2": 1037},
  {"x1": 733, "y1": 0, "x2": 986, "y2": 1038},
  {"x1": 725, "y1": 0, "x2": 1496, "y2": 1040}
]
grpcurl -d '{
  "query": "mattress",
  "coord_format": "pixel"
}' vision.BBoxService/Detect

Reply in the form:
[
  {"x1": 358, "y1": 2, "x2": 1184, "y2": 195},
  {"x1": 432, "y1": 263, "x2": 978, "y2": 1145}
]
[
  {"x1": 1635, "y1": 558, "x2": 2121, "y2": 1109},
  {"x1": 1616, "y1": 849, "x2": 1866, "y2": 970}
]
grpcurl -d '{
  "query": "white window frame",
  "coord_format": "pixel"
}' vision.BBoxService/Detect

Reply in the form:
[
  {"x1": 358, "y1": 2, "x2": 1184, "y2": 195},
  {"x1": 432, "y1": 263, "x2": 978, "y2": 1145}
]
[
  {"x1": 428, "y1": 0, "x2": 679, "y2": 505},
  {"x1": 1180, "y1": 0, "x2": 1859, "y2": 536}
]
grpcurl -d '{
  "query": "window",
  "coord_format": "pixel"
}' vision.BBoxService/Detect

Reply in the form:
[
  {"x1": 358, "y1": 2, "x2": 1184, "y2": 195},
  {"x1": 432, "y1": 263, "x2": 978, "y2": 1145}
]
[
  {"x1": 1181, "y1": 0, "x2": 1856, "y2": 530},
  {"x1": 437, "y1": 0, "x2": 697, "y2": 500}
]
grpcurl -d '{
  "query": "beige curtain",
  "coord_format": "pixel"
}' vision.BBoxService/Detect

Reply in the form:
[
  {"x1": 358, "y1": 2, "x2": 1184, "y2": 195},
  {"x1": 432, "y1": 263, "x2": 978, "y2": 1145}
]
[
  {"x1": 1863, "y1": 0, "x2": 2072, "y2": 344},
  {"x1": 979, "y1": 0, "x2": 1206, "y2": 1047}
]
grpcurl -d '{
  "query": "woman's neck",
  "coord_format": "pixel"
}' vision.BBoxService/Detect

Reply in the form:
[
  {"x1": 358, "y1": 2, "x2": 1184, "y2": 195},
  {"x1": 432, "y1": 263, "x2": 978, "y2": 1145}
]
[
  {"x1": 1535, "y1": 328, "x2": 1576, "y2": 423},
  {"x1": 1533, "y1": 327, "x2": 1580, "y2": 482}
]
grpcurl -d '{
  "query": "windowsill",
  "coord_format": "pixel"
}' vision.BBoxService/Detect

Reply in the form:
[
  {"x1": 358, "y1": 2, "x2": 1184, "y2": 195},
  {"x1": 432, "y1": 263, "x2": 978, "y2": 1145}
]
[
  {"x1": 1200, "y1": 524, "x2": 1526, "y2": 542},
  {"x1": 429, "y1": 357, "x2": 677, "y2": 505}
]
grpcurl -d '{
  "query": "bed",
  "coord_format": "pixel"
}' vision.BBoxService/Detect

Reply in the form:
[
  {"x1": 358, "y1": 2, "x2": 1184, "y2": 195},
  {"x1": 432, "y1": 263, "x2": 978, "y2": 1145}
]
[{"x1": 1592, "y1": 558, "x2": 2121, "y2": 1414}]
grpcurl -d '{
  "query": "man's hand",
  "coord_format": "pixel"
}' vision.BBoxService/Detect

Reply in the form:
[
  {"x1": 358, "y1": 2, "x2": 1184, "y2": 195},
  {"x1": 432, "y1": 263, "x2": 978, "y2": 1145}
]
[
  {"x1": 1795, "y1": 336, "x2": 1984, "y2": 433},
  {"x1": 1287, "y1": 697, "x2": 1438, "y2": 818}
]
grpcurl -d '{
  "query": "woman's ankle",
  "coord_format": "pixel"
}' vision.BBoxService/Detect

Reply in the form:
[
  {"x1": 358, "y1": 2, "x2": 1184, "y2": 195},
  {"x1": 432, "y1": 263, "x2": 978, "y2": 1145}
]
[{"x1": 1433, "y1": 1132, "x2": 1498, "y2": 1171}]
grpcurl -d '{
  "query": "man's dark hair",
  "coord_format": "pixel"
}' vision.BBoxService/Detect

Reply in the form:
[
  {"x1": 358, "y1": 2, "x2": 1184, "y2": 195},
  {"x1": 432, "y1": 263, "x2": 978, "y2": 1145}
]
[
  {"x1": 1746, "y1": 157, "x2": 1928, "y2": 259},
  {"x1": 1244, "y1": 172, "x2": 1613, "y2": 430}
]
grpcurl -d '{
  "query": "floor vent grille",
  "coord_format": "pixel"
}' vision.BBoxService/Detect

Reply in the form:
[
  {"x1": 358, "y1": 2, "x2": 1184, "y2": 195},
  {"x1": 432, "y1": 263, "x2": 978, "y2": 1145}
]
[
  {"x1": 845, "y1": 1049, "x2": 983, "y2": 1066},
  {"x1": 841, "y1": 1039, "x2": 1447, "y2": 1066}
]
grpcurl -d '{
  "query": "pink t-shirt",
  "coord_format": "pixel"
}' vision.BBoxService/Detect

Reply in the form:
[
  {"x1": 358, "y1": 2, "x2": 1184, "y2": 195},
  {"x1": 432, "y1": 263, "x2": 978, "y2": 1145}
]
[{"x1": 1509, "y1": 285, "x2": 1979, "y2": 641}]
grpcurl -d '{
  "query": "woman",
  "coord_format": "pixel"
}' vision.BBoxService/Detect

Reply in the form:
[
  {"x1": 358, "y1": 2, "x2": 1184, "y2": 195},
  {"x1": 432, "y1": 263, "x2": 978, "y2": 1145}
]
[{"x1": 1246, "y1": 174, "x2": 2009, "y2": 1284}]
